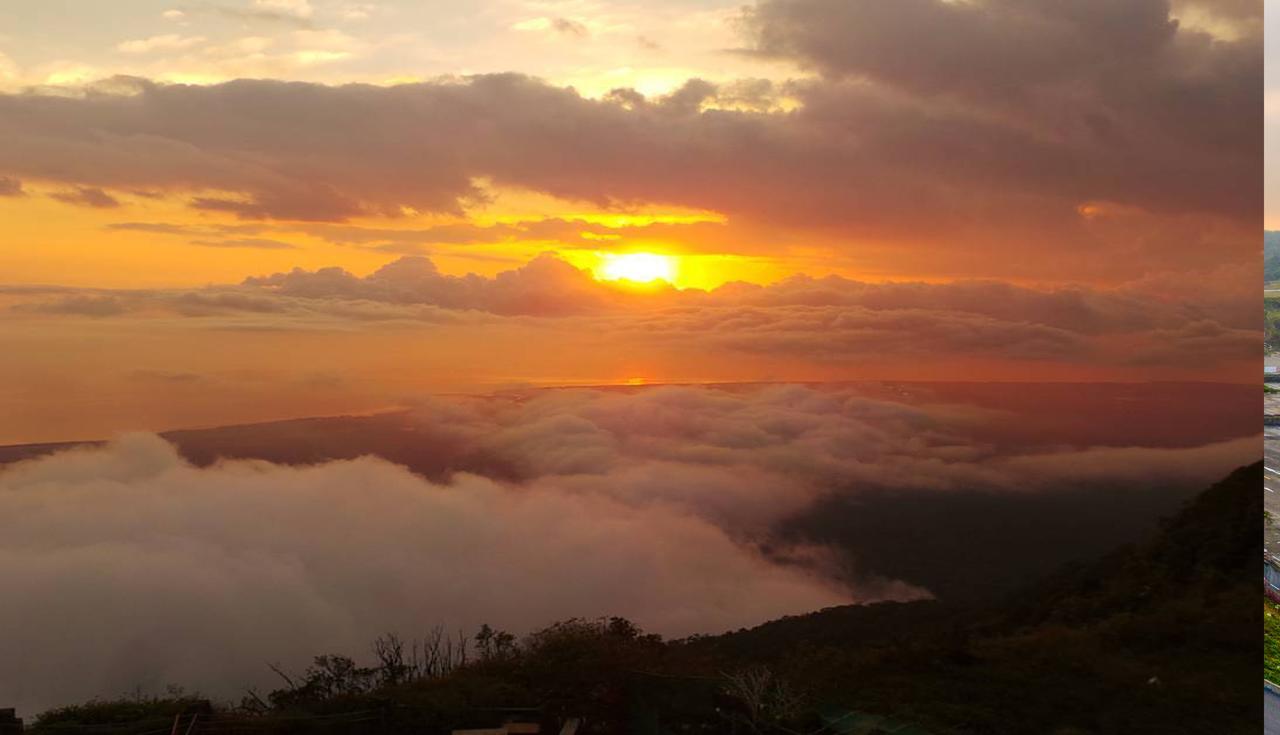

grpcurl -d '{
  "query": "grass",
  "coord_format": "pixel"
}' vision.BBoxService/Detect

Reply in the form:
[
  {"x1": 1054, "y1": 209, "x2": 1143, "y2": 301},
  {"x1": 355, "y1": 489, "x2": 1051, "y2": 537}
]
[{"x1": 1265, "y1": 599, "x2": 1280, "y2": 683}]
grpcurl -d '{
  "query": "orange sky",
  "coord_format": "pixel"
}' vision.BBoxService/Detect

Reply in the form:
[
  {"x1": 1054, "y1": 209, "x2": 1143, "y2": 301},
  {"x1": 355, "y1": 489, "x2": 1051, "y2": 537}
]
[
  {"x1": 0, "y1": 0, "x2": 1263, "y2": 442},
  {"x1": 0, "y1": 181, "x2": 789, "y2": 290}
]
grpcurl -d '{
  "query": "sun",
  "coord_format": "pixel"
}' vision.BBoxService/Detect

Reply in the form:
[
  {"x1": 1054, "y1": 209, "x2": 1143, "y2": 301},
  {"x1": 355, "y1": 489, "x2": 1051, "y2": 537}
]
[{"x1": 597, "y1": 253, "x2": 676, "y2": 283}]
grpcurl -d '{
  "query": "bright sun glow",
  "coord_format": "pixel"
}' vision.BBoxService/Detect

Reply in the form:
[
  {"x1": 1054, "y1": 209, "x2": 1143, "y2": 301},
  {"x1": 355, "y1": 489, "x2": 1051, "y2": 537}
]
[{"x1": 597, "y1": 253, "x2": 676, "y2": 283}]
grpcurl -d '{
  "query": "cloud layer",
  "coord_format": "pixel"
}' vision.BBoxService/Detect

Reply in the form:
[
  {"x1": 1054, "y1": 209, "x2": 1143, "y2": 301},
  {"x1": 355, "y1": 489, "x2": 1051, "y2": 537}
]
[
  {"x1": 0, "y1": 0, "x2": 1259, "y2": 284},
  {"x1": 0, "y1": 432, "x2": 856, "y2": 717},
  {"x1": 8, "y1": 251, "x2": 1259, "y2": 370},
  {"x1": 0, "y1": 383, "x2": 1259, "y2": 715}
]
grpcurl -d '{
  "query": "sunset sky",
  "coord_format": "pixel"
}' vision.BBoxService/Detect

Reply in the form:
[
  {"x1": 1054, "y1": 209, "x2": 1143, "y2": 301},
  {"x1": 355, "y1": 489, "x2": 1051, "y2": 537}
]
[
  {"x1": 0, "y1": 1, "x2": 1267, "y2": 715},
  {"x1": 0, "y1": 0, "x2": 1263, "y2": 441}
]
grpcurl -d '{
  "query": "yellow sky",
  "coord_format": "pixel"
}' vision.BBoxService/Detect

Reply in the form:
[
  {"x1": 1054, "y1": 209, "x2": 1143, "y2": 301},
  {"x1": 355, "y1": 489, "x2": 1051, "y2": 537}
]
[
  {"x1": 0, "y1": 178, "x2": 796, "y2": 290},
  {"x1": 0, "y1": 1, "x2": 812, "y2": 290}
]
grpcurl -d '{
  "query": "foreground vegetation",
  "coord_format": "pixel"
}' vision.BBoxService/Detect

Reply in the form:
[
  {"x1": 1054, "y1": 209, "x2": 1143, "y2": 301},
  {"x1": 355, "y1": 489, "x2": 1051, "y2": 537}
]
[
  {"x1": 1266, "y1": 601, "x2": 1280, "y2": 684},
  {"x1": 1265, "y1": 233, "x2": 1279, "y2": 351},
  {"x1": 32, "y1": 465, "x2": 1261, "y2": 734},
  {"x1": 1266, "y1": 297, "x2": 1280, "y2": 354}
]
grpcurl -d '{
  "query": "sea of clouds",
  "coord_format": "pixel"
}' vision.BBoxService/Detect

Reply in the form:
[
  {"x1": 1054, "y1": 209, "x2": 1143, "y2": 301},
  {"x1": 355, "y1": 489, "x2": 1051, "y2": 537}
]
[{"x1": 0, "y1": 384, "x2": 1258, "y2": 715}]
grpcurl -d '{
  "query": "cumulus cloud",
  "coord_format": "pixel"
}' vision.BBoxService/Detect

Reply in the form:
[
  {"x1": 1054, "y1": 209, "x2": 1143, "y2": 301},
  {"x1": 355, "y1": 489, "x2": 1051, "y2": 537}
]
[
  {"x1": 0, "y1": 0, "x2": 1256, "y2": 283},
  {"x1": 237, "y1": 254, "x2": 1174, "y2": 325},
  {"x1": 234, "y1": 254, "x2": 1257, "y2": 366},
  {"x1": 0, "y1": 66, "x2": 1234, "y2": 226},
  {"x1": 1171, "y1": 0, "x2": 1261, "y2": 38},
  {"x1": 0, "y1": 382, "x2": 1258, "y2": 715},
  {"x1": 0, "y1": 432, "x2": 855, "y2": 715},
  {"x1": 377, "y1": 385, "x2": 1260, "y2": 517},
  {"x1": 4, "y1": 251, "x2": 1259, "y2": 370},
  {"x1": 743, "y1": 0, "x2": 1257, "y2": 155},
  {"x1": 241, "y1": 254, "x2": 648, "y2": 316}
]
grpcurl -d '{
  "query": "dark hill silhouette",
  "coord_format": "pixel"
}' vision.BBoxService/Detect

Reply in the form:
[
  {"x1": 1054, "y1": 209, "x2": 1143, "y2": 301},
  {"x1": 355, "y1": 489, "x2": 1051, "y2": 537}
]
[
  {"x1": 28, "y1": 464, "x2": 1260, "y2": 734},
  {"x1": 684, "y1": 463, "x2": 1261, "y2": 733}
]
